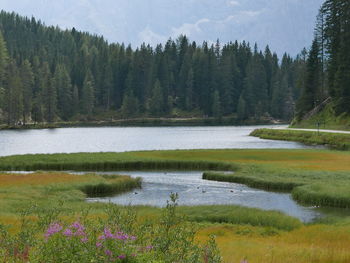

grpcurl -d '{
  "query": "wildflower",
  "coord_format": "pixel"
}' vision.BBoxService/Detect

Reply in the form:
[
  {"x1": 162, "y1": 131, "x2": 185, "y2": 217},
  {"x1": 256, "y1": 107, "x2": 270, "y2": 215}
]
[
  {"x1": 105, "y1": 249, "x2": 112, "y2": 256},
  {"x1": 96, "y1": 242, "x2": 103, "y2": 248},
  {"x1": 81, "y1": 237, "x2": 88, "y2": 243},
  {"x1": 98, "y1": 235, "x2": 106, "y2": 240},
  {"x1": 63, "y1": 228, "x2": 73, "y2": 237},
  {"x1": 104, "y1": 228, "x2": 114, "y2": 239},
  {"x1": 118, "y1": 254, "x2": 126, "y2": 259},
  {"x1": 71, "y1": 221, "x2": 85, "y2": 231},
  {"x1": 44, "y1": 223, "x2": 63, "y2": 239},
  {"x1": 75, "y1": 228, "x2": 86, "y2": 237},
  {"x1": 240, "y1": 259, "x2": 248, "y2": 263}
]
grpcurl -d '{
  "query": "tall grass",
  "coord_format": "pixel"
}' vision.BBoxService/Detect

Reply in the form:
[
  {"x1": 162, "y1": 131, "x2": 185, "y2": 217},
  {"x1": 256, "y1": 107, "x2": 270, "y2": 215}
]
[
  {"x1": 251, "y1": 128, "x2": 350, "y2": 150},
  {"x1": 179, "y1": 206, "x2": 302, "y2": 231},
  {"x1": 1, "y1": 149, "x2": 350, "y2": 209},
  {"x1": 203, "y1": 172, "x2": 302, "y2": 191},
  {"x1": 292, "y1": 183, "x2": 350, "y2": 208},
  {"x1": 79, "y1": 175, "x2": 142, "y2": 197}
]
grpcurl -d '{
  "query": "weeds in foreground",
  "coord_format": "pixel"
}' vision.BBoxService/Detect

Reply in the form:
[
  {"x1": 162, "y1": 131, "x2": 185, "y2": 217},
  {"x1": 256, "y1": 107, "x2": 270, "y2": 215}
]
[{"x1": 0, "y1": 193, "x2": 222, "y2": 263}]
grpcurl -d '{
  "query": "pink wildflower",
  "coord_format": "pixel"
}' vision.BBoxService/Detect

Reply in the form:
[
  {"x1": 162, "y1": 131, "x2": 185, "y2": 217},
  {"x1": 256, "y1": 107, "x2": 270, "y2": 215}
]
[
  {"x1": 105, "y1": 249, "x2": 112, "y2": 256},
  {"x1": 44, "y1": 223, "x2": 63, "y2": 239},
  {"x1": 63, "y1": 228, "x2": 73, "y2": 237},
  {"x1": 71, "y1": 221, "x2": 85, "y2": 230},
  {"x1": 118, "y1": 254, "x2": 126, "y2": 259},
  {"x1": 96, "y1": 242, "x2": 103, "y2": 248},
  {"x1": 104, "y1": 228, "x2": 114, "y2": 239},
  {"x1": 81, "y1": 237, "x2": 88, "y2": 243}
]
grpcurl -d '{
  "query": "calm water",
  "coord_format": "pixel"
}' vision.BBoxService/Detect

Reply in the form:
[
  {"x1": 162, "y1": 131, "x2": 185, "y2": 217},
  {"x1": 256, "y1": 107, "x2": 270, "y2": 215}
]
[
  {"x1": 0, "y1": 125, "x2": 321, "y2": 156},
  {"x1": 87, "y1": 171, "x2": 348, "y2": 223}
]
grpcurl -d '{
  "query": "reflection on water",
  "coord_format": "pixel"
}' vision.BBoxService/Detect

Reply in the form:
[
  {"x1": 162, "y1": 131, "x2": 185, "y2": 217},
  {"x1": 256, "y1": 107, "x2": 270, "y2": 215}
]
[
  {"x1": 87, "y1": 171, "x2": 349, "y2": 223},
  {"x1": 0, "y1": 125, "x2": 323, "y2": 156}
]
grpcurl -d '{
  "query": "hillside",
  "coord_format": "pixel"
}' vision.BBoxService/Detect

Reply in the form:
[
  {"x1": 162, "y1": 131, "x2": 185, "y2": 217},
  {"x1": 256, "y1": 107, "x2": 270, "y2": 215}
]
[{"x1": 0, "y1": 10, "x2": 303, "y2": 126}]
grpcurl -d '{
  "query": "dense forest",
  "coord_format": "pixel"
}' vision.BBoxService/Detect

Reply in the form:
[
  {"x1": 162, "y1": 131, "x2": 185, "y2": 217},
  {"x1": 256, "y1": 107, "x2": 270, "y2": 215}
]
[
  {"x1": 0, "y1": 10, "x2": 307, "y2": 126},
  {"x1": 296, "y1": 0, "x2": 350, "y2": 120}
]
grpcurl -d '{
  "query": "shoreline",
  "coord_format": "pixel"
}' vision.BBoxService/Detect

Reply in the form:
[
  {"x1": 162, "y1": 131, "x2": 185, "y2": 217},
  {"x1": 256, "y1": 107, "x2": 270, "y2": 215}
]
[{"x1": 0, "y1": 117, "x2": 287, "y2": 130}]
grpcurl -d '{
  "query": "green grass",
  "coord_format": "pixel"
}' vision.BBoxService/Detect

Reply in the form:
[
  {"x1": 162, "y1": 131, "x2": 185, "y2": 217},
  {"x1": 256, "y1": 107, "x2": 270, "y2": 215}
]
[
  {"x1": 179, "y1": 206, "x2": 302, "y2": 231},
  {"x1": 0, "y1": 171, "x2": 303, "y2": 233},
  {"x1": 250, "y1": 128, "x2": 350, "y2": 150},
  {"x1": 1, "y1": 149, "x2": 350, "y2": 208},
  {"x1": 79, "y1": 174, "x2": 142, "y2": 196}
]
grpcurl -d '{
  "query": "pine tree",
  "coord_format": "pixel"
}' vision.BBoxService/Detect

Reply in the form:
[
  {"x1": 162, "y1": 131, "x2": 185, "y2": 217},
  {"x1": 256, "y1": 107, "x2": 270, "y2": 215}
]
[
  {"x1": 4, "y1": 61, "x2": 23, "y2": 125},
  {"x1": 0, "y1": 31, "x2": 9, "y2": 116},
  {"x1": 211, "y1": 90, "x2": 222, "y2": 118},
  {"x1": 20, "y1": 60, "x2": 34, "y2": 124},
  {"x1": 121, "y1": 89, "x2": 139, "y2": 118},
  {"x1": 81, "y1": 70, "x2": 95, "y2": 116},
  {"x1": 149, "y1": 79, "x2": 164, "y2": 116},
  {"x1": 296, "y1": 39, "x2": 321, "y2": 119},
  {"x1": 53, "y1": 64, "x2": 73, "y2": 120},
  {"x1": 41, "y1": 62, "x2": 57, "y2": 123}
]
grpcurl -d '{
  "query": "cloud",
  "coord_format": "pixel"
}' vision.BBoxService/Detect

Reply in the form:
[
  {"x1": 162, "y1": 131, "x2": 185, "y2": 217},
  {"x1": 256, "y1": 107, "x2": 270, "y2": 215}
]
[
  {"x1": 138, "y1": 26, "x2": 167, "y2": 45},
  {"x1": 227, "y1": 0, "x2": 240, "y2": 7},
  {"x1": 171, "y1": 18, "x2": 210, "y2": 38}
]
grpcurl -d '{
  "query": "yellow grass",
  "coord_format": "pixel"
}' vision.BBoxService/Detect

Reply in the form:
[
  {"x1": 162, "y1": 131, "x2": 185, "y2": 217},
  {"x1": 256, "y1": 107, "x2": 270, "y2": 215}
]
[
  {"x1": 134, "y1": 149, "x2": 350, "y2": 171},
  {"x1": 0, "y1": 172, "x2": 97, "y2": 187},
  {"x1": 197, "y1": 224, "x2": 350, "y2": 263}
]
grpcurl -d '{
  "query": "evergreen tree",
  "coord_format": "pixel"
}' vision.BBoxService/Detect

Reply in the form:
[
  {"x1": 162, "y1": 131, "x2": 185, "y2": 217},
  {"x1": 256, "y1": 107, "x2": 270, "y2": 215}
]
[
  {"x1": 53, "y1": 64, "x2": 72, "y2": 120},
  {"x1": 121, "y1": 89, "x2": 139, "y2": 118},
  {"x1": 4, "y1": 61, "x2": 23, "y2": 125},
  {"x1": 211, "y1": 90, "x2": 222, "y2": 118},
  {"x1": 149, "y1": 79, "x2": 164, "y2": 116},
  {"x1": 20, "y1": 60, "x2": 34, "y2": 124},
  {"x1": 0, "y1": 31, "x2": 9, "y2": 116},
  {"x1": 41, "y1": 62, "x2": 56, "y2": 123},
  {"x1": 296, "y1": 39, "x2": 321, "y2": 119},
  {"x1": 81, "y1": 70, "x2": 95, "y2": 116}
]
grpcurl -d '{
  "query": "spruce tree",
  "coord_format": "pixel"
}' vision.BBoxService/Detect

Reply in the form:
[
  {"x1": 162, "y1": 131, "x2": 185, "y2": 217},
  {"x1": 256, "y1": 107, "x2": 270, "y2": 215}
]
[
  {"x1": 20, "y1": 60, "x2": 34, "y2": 124},
  {"x1": 296, "y1": 39, "x2": 321, "y2": 119},
  {"x1": 81, "y1": 70, "x2": 95, "y2": 116}
]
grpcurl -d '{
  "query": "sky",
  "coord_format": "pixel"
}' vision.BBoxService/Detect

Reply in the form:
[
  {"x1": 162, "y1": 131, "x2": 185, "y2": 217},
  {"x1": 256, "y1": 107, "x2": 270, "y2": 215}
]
[{"x1": 0, "y1": 0, "x2": 324, "y2": 56}]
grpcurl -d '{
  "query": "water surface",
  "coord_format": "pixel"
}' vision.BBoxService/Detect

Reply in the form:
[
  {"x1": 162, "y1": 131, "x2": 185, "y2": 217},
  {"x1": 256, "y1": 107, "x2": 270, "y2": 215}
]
[
  {"x1": 0, "y1": 125, "x2": 322, "y2": 156},
  {"x1": 87, "y1": 171, "x2": 348, "y2": 223}
]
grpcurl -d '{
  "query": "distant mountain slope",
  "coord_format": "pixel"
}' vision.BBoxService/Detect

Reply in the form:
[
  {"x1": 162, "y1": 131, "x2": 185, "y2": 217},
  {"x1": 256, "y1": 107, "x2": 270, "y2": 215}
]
[{"x1": 0, "y1": 0, "x2": 323, "y2": 56}]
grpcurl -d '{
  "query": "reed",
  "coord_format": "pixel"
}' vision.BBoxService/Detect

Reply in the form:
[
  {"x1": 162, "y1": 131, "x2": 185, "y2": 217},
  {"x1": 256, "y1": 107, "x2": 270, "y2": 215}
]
[{"x1": 179, "y1": 205, "x2": 302, "y2": 231}]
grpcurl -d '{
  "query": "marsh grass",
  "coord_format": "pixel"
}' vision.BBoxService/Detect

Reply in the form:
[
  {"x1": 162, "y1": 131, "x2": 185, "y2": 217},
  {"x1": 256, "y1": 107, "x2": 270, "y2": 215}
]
[
  {"x1": 250, "y1": 128, "x2": 350, "y2": 150},
  {"x1": 79, "y1": 176, "x2": 142, "y2": 197},
  {"x1": 179, "y1": 206, "x2": 302, "y2": 231},
  {"x1": 2, "y1": 149, "x2": 350, "y2": 208}
]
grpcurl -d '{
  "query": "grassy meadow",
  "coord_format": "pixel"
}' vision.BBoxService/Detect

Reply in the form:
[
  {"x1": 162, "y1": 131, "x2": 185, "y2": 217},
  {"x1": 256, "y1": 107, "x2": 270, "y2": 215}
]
[{"x1": 1, "y1": 149, "x2": 350, "y2": 262}]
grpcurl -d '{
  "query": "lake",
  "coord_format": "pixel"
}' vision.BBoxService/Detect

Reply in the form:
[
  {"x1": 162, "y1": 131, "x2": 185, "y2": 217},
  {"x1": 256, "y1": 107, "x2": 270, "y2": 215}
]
[
  {"x1": 87, "y1": 171, "x2": 349, "y2": 223},
  {"x1": 0, "y1": 125, "x2": 321, "y2": 156}
]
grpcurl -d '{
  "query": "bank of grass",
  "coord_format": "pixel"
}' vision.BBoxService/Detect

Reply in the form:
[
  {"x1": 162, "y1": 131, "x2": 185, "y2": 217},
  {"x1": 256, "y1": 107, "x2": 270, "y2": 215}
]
[
  {"x1": 2, "y1": 149, "x2": 350, "y2": 208},
  {"x1": 0, "y1": 172, "x2": 302, "y2": 232},
  {"x1": 250, "y1": 128, "x2": 350, "y2": 150},
  {"x1": 0, "y1": 172, "x2": 141, "y2": 216},
  {"x1": 179, "y1": 206, "x2": 302, "y2": 231}
]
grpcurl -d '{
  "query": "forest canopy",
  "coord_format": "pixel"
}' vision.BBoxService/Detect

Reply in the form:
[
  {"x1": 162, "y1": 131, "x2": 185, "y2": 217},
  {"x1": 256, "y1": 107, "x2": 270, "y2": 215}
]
[{"x1": 0, "y1": 10, "x2": 310, "y2": 125}]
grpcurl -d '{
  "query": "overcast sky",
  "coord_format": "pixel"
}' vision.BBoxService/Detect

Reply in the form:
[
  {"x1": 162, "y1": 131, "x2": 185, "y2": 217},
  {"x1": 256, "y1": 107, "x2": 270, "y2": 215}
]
[{"x1": 0, "y1": 0, "x2": 324, "y2": 56}]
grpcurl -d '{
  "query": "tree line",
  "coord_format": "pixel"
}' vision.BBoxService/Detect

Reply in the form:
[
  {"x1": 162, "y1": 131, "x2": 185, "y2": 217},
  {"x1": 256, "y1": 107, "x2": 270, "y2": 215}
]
[
  {"x1": 0, "y1": 11, "x2": 306, "y2": 125},
  {"x1": 296, "y1": 0, "x2": 350, "y2": 119}
]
